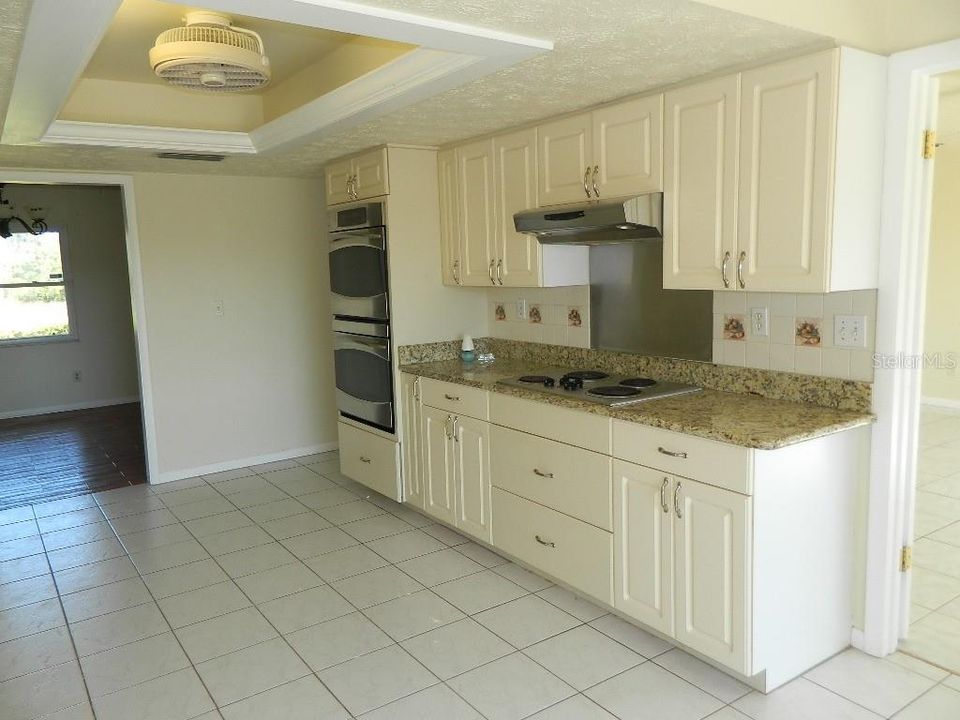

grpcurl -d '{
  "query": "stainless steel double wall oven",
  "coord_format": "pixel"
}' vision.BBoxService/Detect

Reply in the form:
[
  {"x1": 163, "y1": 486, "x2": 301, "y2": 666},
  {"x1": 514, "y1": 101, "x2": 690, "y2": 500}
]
[{"x1": 328, "y1": 200, "x2": 394, "y2": 433}]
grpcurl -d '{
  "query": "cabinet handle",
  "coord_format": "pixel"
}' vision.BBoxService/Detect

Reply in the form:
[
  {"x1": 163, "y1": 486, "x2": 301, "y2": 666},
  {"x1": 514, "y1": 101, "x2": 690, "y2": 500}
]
[
  {"x1": 535, "y1": 534, "x2": 556, "y2": 548},
  {"x1": 488, "y1": 259, "x2": 496, "y2": 285},
  {"x1": 674, "y1": 481, "x2": 683, "y2": 518},
  {"x1": 533, "y1": 468, "x2": 554, "y2": 478},
  {"x1": 444, "y1": 414, "x2": 453, "y2": 440},
  {"x1": 660, "y1": 477, "x2": 669, "y2": 514},
  {"x1": 452, "y1": 259, "x2": 461, "y2": 285},
  {"x1": 737, "y1": 251, "x2": 746, "y2": 289},
  {"x1": 496, "y1": 259, "x2": 503, "y2": 285},
  {"x1": 657, "y1": 446, "x2": 688, "y2": 459},
  {"x1": 413, "y1": 378, "x2": 420, "y2": 402},
  {"x1": 721, "y1": 251, "x2": 730, "y2": 288},
  {"x1": 359, "y1": 456, "x2": 371, "y2": 464},
  {"x1": 452, "y1": 416, "x2": 459, "y2": 443},
  {"x1": 583, "y1": 167, "x2": 591, "y2": 198},
  {"x1": 443, "y1": 393, "x2": 460, "y2": 402},
  {"x1": 592, "y1": 165, "x2": 600, "y2": 197}
]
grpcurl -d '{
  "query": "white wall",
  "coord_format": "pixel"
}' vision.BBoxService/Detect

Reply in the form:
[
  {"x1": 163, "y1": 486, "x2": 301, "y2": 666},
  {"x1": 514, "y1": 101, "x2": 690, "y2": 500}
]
[
  {"x1": 0, "y1": 184, "x2": 139, "y2": 417},
  {"x1": 132, "y1": 173, "x2": 338, "y2": 480}
]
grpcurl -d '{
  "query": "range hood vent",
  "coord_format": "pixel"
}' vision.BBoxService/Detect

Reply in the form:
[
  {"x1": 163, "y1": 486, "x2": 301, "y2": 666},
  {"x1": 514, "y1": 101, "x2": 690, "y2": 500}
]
[{"x1": 513, "y1": 194, "x2": 662, "y2": 245}]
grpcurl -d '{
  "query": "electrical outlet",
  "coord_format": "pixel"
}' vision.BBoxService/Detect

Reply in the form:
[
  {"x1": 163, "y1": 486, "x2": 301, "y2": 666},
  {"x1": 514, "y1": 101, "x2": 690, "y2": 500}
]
[
  {"x1": 214, "y1": 300, "x2": 224, "y2": 317},
  {"x1": 73, "y1": 370, "x2": 81, "y2": 382},
  {"x1": 834, "y1": 314, "x2": 867, "y2": 348},
  {"x1": 750, "y1": 307, "x2": 769, "y2": 337},
  {"x1": 516, "y1": 298, "x2": 527, "y2": 320}
]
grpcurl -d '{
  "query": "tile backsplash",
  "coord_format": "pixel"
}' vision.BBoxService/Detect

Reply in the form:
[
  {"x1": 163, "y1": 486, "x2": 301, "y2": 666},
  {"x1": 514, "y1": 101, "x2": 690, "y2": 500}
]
[
  {"x1": 713, "y1": 290, "x2": 877, "y2": 382},
  {"x1": 488, "y1": 286, "x2": 591, "y2": 348}
]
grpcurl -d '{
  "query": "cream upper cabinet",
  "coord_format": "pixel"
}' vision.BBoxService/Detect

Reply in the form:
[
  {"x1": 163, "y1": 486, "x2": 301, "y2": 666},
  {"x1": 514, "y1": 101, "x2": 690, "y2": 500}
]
[
  {"x1": 325, "y1": 147, "x2": 390, "y2": 206},
  {"x1": 662, "y1": 75, "x2": 739, "y2": 291},
  {"x1": 538, "y1": 113, "x2": 593, "y2": 206},
  {"x1": 453, "y1": 414, "x2": 492, "y2": 543},
  {"x1": 494, "y1": 128, "x2": 541, "y2": 287},
  {"x1": 613, "y1": 461, "x2": 673, "y2": 636},
  {"x1": 593, "y1": 95, "x2": 663, "y2": 198},
  {"x1": 437, "y1": 149, "x2": 461, "y2": 286},
  {"x1": 456, "y1": 139, "x2": 498, "y2": 286},
  {"x1": 325, "y1": 158, "x2": 354, "y2": 206},
  {"x1": 673, "y1": 477, "x2": 751, "y2": 674},
  {"x1": 421, "y1": 405, "x2": 456, "y2": 525},
  {"x1": 400, "y1": 374, "x2": 423, "y2": 509}
]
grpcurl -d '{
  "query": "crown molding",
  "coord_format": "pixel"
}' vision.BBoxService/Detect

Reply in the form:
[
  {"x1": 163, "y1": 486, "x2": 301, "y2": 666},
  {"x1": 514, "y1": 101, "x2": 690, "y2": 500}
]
[{"x1": 42, "y1": 121, "x2": 257, "y2": 154}]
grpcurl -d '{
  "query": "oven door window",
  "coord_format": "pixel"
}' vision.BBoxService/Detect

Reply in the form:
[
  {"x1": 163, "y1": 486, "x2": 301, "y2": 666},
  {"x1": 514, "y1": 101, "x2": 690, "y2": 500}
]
[
  {"x1": 328, "y1": 231, "x2": 387, "y2": 300},
  {"x1": 333, "y1": 338, "x2": 392, "y2": 404}
]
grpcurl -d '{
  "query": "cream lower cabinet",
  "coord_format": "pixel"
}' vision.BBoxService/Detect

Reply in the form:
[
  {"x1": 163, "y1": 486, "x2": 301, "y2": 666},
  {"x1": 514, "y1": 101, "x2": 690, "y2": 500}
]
[
  {"x1": 420, "y1": 405, "x2": 457, "y2": 525},
  {"x1": 399, "y1": 374, "x2": 424, "y2": 510}
]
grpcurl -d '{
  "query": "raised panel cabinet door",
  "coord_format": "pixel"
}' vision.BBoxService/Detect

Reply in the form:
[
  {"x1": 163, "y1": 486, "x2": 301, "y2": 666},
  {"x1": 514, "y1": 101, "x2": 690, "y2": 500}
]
[
  {"x1": 400, "y1": 375, "x2": 423, "y2": 509},
  {"x1": 592, "y1": 95, "x2": 663, "y2": 198},
  {"x1": 494, "y1": 128, "x2": 541, "y2": 287},
  {"x1": 538, "y1": 113, "x2": 593, "y2": 206},
  {"x1": 420, "y1": 405, "x2": 456, "y2": 525},
  {"x1": 738, "y1": 51, "x2": 837, "y2": 292},
  {"x1": 325, "y1": 158, "x2": 354, "y2": 206},
  {"x1": 673, "y1": 478, "x2": 751, "y2": 674},
  {"x1": 663, "y1": 76, "x2": 739, "y2": 291},
  {"x1": 612, "y1": 461, "x2": 674, "y2": 635},
  {"x1": 453, "y1": 415, "x2": 492, "y2": 543},
  {"x1": 438, "y1": 148, "x2": 461, "y2": 286},
  {"x1": 456, "y1": 139, "x2": 498, "y2": 286},
  {"x1": 354, "y1": 148, "x2": 390, "y2": 199}
]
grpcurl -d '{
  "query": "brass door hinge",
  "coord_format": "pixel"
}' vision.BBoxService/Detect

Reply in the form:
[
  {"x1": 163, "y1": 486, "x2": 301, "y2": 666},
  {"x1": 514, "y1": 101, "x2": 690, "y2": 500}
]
[
  {"x1": 900, "y1": 546, "x2": 913, "y2": 572},
  {"x1": 923, "y1": 130, "x2": 937, "y2": 160}
]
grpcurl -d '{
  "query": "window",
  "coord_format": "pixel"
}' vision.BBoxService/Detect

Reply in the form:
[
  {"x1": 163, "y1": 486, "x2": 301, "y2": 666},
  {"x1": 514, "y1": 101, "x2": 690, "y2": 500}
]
[{"x1": 0, "y1": 231, "x2": 75, "y2": 344}]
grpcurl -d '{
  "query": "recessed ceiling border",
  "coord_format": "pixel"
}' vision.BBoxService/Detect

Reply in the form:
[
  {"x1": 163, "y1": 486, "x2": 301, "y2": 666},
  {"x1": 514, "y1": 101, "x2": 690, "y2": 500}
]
[{"x1": 3, "y1": 0, "x2": 552, "y2": 156}]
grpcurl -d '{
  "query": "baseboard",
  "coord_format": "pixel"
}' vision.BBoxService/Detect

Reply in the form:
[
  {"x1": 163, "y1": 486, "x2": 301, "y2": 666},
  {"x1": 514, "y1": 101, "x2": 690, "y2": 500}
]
[
  {"x1": 850, "y1": 628, "x2": 866, "y2": 651},
  {"x1": 151, "y1": 441, "x2": 340, "y2": 485},
  {"x1": 0, "y1": 396, "x2": 141, "y2": 421},
  {"x1": 921, "y1": 396, "x2": 960, "y2": 411}
]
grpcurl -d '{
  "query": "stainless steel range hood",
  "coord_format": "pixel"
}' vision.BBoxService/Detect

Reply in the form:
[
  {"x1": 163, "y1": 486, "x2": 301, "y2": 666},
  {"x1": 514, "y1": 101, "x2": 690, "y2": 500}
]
[{"x1": 513, "y1": 194, "x2": 662, "y2": 245}]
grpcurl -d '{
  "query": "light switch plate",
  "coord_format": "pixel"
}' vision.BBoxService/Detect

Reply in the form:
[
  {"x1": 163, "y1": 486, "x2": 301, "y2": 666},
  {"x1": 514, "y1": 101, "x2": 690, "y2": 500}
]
[
  {"x1": 516, "y1": 298, "x2": 527, "y2": 321},
  {"x1": 750, "y1": 307, "x2": 768, "y2": 337},
  {"x1": 835, "y1": 314, "x2": 867, "y2": 347}
]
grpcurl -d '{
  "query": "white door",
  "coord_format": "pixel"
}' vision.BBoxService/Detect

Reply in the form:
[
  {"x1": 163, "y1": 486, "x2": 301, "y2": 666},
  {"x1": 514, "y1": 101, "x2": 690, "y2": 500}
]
[
  {"x1": 538, "y1": 113, "x2": 593, "y2": 206},
  {"x1": 421, "y1": 406, "x2": 456, "y2": 524},
  {"x1": 592, "y1": 95, "x2": 663, "y2": 198},
  {"x1": 456, "y1": 139, "x2": 497, "y2": 286},
  {"x1": 325, "y1": 158, "x2": 353, "y2": 206},
  {"x1": 612, "y1": 461, "x2": 674, "y2": 635},
  {"x1": 438, "y1": 148, "x2": 461, "y2": 286},
  {"x1": 494, "y1": 128, "x2": 541, "y2": 287},
  {"x1": 399, "y1": 375, "x2": 423, "y2": 509},
  {"x1": 354, "y1": 148, "x2": 389, "y2": 199},
  {"x1": 663, "y1": 76, "x2": 739, "y2": 291},
  {"x1": 673, "y1": 478, "x2": 751, "y2": 674},
  {"x1": 738, "y1": 51, "x2": 836, "y2": 292},
  {"x1": 453, "y1": 415, "x2": 492, "y2": 543}
]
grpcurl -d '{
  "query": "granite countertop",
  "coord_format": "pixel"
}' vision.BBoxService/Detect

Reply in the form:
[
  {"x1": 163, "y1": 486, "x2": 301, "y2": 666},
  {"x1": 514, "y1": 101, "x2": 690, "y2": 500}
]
[{"x1": 399, "y1": 359, "x2": 874, "y2": 450}]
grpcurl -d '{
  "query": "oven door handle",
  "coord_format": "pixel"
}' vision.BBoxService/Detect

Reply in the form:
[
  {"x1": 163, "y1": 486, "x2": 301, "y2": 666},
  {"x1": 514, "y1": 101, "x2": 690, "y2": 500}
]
[
  {"x1": 333, "y1": 334, "x2": 390, "y2": 361},
  {"x1": 329, "y1": 231, "x2": 385, "y2": 251}
]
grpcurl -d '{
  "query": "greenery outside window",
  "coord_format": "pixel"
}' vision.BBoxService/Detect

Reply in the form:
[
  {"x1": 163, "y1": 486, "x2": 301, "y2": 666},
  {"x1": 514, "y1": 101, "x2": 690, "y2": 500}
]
[{"x1": 0, "y1": 231, "x2": 76, "y2": 344}]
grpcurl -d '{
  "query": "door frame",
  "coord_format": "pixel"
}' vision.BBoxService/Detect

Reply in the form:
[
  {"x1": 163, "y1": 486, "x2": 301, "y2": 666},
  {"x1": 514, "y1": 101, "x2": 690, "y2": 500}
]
[
  {"x1": 861, "y1": 39, "x2": 960, "y2": 657},
  {"x1": 0, "y1": 170, "x2": 158, "y2": 483}
]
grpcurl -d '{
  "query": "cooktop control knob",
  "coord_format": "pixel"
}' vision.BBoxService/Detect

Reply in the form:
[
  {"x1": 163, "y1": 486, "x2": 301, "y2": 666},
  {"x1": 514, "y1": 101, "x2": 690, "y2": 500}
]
[
  {"x1": 543, "y1": 378, "x2": 556, "y2": 387},
  {"x1": 559, "y1": 375, "x2": 583, "y2": 391}
]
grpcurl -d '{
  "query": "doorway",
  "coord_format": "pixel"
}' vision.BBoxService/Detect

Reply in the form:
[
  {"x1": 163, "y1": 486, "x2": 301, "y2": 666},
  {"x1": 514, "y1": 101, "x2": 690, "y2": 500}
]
[{"x1": 0, "y1": 175, "x2": 155, "y2": 509}]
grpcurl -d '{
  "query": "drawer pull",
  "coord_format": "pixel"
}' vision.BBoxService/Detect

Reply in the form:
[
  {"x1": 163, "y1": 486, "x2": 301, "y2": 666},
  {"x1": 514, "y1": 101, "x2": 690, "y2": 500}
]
[
  {"x1": 657, "y1": 446, "x2": 688, "y2": 459},
  {"x1": 534, "y1": 535, "x2": 556, "y2": 548},
  {"x1": 359, "y1": 456, "x2": 371, "y2": 464},
  {"x1": 533, "y1": 468, "x2": 554, "y2": 478},
  {"x1": 659, "y1": 477, "x2": 669, "y2": 514},
  {"x1": 444, "y1": 393, "x2": 461, "y2": 401}
]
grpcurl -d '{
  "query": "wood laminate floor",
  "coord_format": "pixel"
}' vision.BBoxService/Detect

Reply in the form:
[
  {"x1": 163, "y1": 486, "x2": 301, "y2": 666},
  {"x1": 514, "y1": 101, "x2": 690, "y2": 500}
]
[{"x1": 0, "y1": 403, "x2": 146, "y2": 511}]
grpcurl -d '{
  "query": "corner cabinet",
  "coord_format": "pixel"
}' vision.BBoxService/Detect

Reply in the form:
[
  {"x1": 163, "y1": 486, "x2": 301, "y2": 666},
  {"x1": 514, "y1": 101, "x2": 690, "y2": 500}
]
[
  {"x1": 325, "y1": 147, "x2": 389, "y2": 206},
  {"x1": 664, "y1": 48, "x2": 886, "y2": 292}
]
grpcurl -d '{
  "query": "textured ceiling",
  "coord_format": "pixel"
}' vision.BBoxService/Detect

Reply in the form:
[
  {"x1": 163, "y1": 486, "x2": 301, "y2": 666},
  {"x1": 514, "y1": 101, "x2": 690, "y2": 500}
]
[{"x1": 0, "y1": 0, "x2": 829, "y2": 177}]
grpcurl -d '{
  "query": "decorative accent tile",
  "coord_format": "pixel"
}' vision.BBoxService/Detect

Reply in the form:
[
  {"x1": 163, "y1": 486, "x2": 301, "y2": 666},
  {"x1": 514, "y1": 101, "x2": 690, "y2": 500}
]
[
  {"x1": 529, "y1": 305, "x2": 542, "y2": 324},
  {"x1": 723, "y1": 314, "x2": 746, "y2": 341},
  {"x1": 567, "y1": 307, "x2": 583, "y2": 327},
  {"x1": 494, "y1": 304, "x2": 506, "y2": 321},
  {"x1": 795, "y1": 318, "x2": 822, "y2": 347}
]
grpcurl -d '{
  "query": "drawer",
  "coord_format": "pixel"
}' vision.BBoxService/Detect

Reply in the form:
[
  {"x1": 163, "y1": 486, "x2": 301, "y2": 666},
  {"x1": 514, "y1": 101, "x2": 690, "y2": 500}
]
[
  {"x1": 612, "y1": 421, "x2": 752, "y2": 494},
  {"x1": 490, "y1": 393, "x2": 610, "y2": 454},
  {"x1": 421, "y1": 378, "x2": 489, "y2": 420},
  {"x1": 491, "y1": 425, "x2": 612, "y2": 530},
  {"x1": 492, "y1": 488, "x2": 613, "y2": 605},
  {"x1": 338, "y1": 421, "x2": 401, "y2": 500}
]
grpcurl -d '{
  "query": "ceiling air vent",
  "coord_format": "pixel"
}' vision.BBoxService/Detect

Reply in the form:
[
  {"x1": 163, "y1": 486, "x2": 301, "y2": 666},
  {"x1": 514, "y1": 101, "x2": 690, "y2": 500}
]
[
  {"x1": 149, "y1": 11, "x2": 271, "y2": 92},
  {"x1": 156, "y1": 152, "x2": 226, "y2": 162}
]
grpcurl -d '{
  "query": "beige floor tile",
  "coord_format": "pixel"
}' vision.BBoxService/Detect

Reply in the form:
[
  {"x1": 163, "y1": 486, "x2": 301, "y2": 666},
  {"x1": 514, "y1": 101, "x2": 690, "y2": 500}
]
[
  {"x1": 281, "y1": 527, "x2": 359, "y2": 560},
  {"x1": 158, "y1": 485, "x2": 222, "y2": 508},
  {"x1": 914, "y1": 538, "x2": 960, "y2": 579},
  {"x1": 42, "y1": 522, "x2": 117, "y2": 552},
  {"x1": 433, "y1": 568, "x2": 528, "y2": 614},
  {"x1": 258, "y1": 585, "x2": 354, "y2": 634},
  {"x1": 303, "y1": 544, "x2": 389, "y2": 582},
  {"x1": 908, "y1": 566, "x2": 960, "y2": 609},
  {"x1": 363, "y1": 589, "x2": 464, "y2": 641},
  {"x1": 202, "y1": 467, "x2": 256, "y2": 484},
  {"x1": 0, "y1": 597, "x2": 64, "y2": 643},
  {"x1": 0, "y1": 625, "x2": 75, "y2": 682},
  {"x1": 80, "y1": 632, "x2": 189, "y2": 697},
  {"x1": 195, "y1": 637, "x2": 310, "y2": 706},
  {"x1": 903, "y1": 612, "x2": 960, "y2": 674},
  {"x1": 456, "y1": 541, "x2": 508, "y2": 568},
  {"x1": 317, "y1": 500, "x2": 386, "y2": 526},
  {"x1": 46, "y1": 537, "x2": 125, "y2": 572},
  {"x1": 526, "y1": 695, "x2": 618, "y2": 719},
  {"x1": 53, "y1": 555, "x2": 138, "y2": 594},
  {"x1": 198, "y1": 525, "x2": 274, "y2": 556},
  {"x1": 331, "y1": 566, "x2": 423, "y2": 609},
  {"x1": 228, "y1": 486, "x2": 289, "y2": 509},
  {"x1": 0, "y1": 660, "x2": 88, "y2": 720},
  {"x1": 341, "y1": 514, "x2": 413, "y2": 543},
  {"x1": 169, "y1": 497, "x2": 238, "y2": 522},
  {"x1": 219, "y1": 675, "x2": 349, "y2": 720},
  {"x1": 158, "y1": 581, "x2": 250, "y2": 629},
  {"x1": 298, "y1": 488, "x2": 361, "y2": 511},
  {"x1": 0, "y1": 553, "x2": 48, "y2": 585},
  {"x1": 0, "y1": 520, "x2": 38, "y2": 544},
  {"x1": 175, "y1": 606, "x2": 278, "y2": 664},
  {"x1": 493, "y1": 562, "x2": 555, "y2": 591},
  {"x1": 585, "y1": 662, "x2": 725, "y2": 720},
  {"x1": 118, "y1": 523, "x2": 193, "y2": 554},
  {"x1": 241, "y1": 498, "x2": 309, "y2": 524},
  {"x1": 261, "y1": 512, "x2": 332, "y2": 541},
  {"x1": 359, "y1": 682, "x2": 482, "y2": 720},
  {"x1": 401, "y1": 617, "x2": 513, "y2": 680},
  {"x1": 60, "y1": 577, "x2": 153, "y2": 624},
  {"x1": 69, "y1": 602, "x2": 169, "y2": 657},
  {"x1": 734, "y1": 677, "x2": 884, "y2": 719},
  {"x1": 0, "y1": 507, "x2": 35, "y2": 527},
  {"x1": 0, "y1": 535, "x2": 45, "y2": 563},
  {"x1": 142, "y1": 558, "x2": 229, "y2": 599},
  {"x1": 893, "y1": 684, "x2": 960, "y2": 719},
  {"x1": 475, "y1": 595, "x2": 580, "y2": 649},
  {"x1": 91, "y1": 666, "x2": 215, "y2": 720},
  {"x1": 262, "y1": 466, "x2": 338, "y2": 496},
  {"x1": 234, "y1": 561, "x2": 322, "y2": 604},
  {"x1": 365, "y1": 529, "x2": 447, "y2": 564},
  {"x1": 526, "y1": 625, "x2": 644, "y2": 691},
  {"x1": 285, "y1": 612, "x2": 393, "y2": 672},
  {"x1": 420, "y1": 523, "x2": 470, "y2": 546},
  {"x1": 129, "y1": 539, "x2": 210, "y2": 574},
  {"x1": 536, "y1": 586, "x2": 608, "y2": 622},
  {"x1": 33, "y1": 495, "x2": 98, "y2": 518},
  {"x1": 396, "y1": 548, "x2": 484, "y2": 587},
  {"x1": 35, "y1": 508, "x2": 104, "y2": 535},
  {"x1": 0, "y1": 573, "x2": 57, "y2": 611},
  {"x1": 589, "y1": 614, "x2": 674, "y2": 658},
  {"x1": 108, "y1": 508, "x2": 179, "y2": 536},
  {"x1": 216, "y1": 542, "x2": 298, "y2": 578}
]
